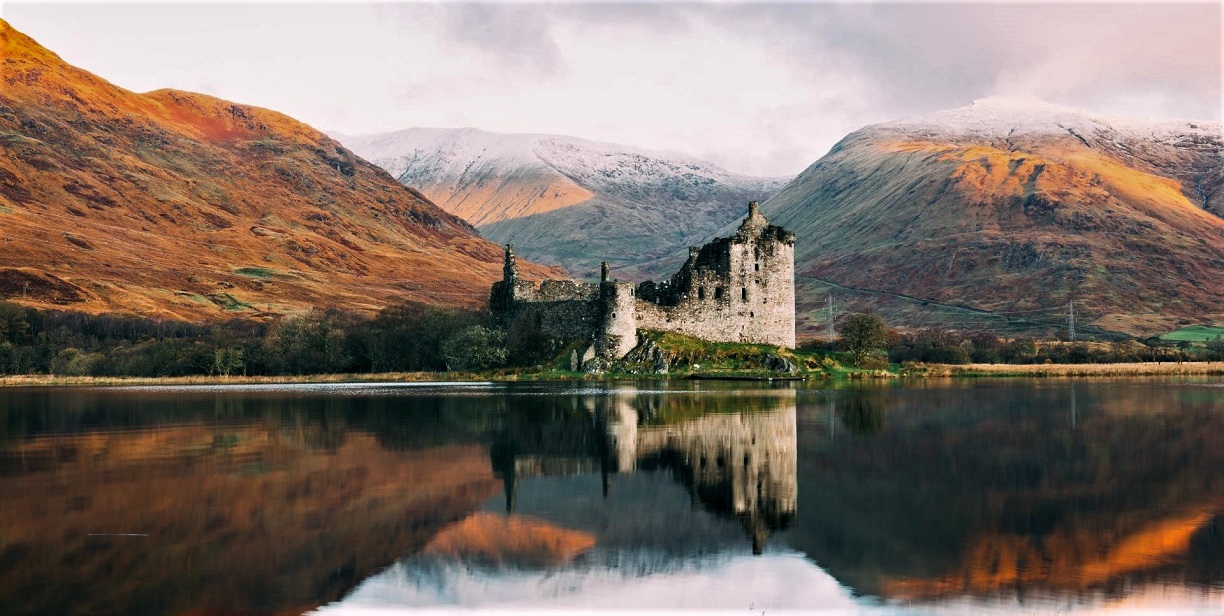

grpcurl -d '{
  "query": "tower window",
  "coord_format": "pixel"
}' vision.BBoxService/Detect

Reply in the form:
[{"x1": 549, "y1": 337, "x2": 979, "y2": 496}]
[
  {"x1": 741, "y1": 287, "x2": 748, "y2": 301},
  {"x1": 698, "y1": 287, "x2": 705, "y2": 300},
  {"x1": 754, "y1": 263, "x2": 760, "y2": 272},
  {"x1": 715, "y1": 287, "x2": 724, "y2": 299}
]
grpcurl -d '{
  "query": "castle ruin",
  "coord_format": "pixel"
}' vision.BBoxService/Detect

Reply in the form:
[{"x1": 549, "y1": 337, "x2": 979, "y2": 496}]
[{"x1": 490, "y1": 201, "x2": 796, "y2": 360}]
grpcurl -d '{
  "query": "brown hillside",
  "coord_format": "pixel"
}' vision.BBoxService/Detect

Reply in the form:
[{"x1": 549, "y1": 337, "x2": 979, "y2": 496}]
[
  {"x1": 0, "y1": 20, "x2": 560, "y2": 320},
  {"x1": 757, "y1": 98, "x2": 1224, "y2": 337}
]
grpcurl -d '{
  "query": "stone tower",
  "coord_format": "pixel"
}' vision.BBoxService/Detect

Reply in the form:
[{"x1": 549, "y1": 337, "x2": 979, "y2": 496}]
[{"x1": 632, "y1": 201, "x2": 796, "y2": 349}]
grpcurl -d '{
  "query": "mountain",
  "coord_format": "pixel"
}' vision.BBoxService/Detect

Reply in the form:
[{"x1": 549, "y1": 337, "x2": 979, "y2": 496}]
[
  {"x1": 0, "y1": 20, "x2": 559, "y2": 320},
  {"x1": 749, "y1": 97, "x2": 1224, "y2": 338},
  {"x1": 337, "y1": 128, "x2": 789, "y2": 279}
]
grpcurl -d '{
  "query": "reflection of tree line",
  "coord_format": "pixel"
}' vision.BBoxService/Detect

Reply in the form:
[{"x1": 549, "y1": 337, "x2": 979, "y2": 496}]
[
  {"x1": 491, "y1": 389, "x2": 798, "y2": 554},
  {"x1": 790, "y1": 385, "x2": 1224, "y2": 602},
  {"x1": 0, "y1": 389, "x2": 519, "y2": 457},
  {"x1": 0, "y1": 412, "x2": 504, "y2": 616}
]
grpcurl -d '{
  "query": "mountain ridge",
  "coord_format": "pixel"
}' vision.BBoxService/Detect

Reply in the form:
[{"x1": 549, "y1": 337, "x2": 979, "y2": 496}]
[
  {"x1": 749, "y1": 97, "x2": 1224, "y2": 337},
  {"x1": 338, "y1": 127, "x2": 790, "y2": 279},
  {"x1": 0, "y1": 19, "x2": 561, "y2": 319}
]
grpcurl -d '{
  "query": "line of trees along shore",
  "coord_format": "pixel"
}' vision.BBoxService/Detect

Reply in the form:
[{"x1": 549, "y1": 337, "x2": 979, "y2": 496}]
[
  {"x1": 0, "y1": 300, "x2": 522, "y2": 377},
  {"x1": 817, "y1": 313, "x2": 1224, "y2": 368},
  {"x1": 0, "y1": 301, "x2": 1219, "y2": 377}
]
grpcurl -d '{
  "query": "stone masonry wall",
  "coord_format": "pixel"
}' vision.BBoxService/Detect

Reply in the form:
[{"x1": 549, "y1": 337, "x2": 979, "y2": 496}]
[
  {"x1": 490, "y1": 202, "x2": 796, "y2": 360},
  {"x1": 597, "y1": 282, "x2": 638, "y2": 360},
  {"x1": 632, "y1": 204, "x2": 795, "y2": 348}
]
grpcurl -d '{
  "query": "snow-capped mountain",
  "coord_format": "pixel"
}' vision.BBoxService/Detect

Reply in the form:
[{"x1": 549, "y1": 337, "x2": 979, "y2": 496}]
[
  {"x1": 869, "y1": 97, "x2": 1224, "y2": 216},
  {"x1": 750, "y1": 97, "x2": 1224, "y2": 337},
  {"x1": 337, "y1": 128, "x2": 790, "y2": 278}
]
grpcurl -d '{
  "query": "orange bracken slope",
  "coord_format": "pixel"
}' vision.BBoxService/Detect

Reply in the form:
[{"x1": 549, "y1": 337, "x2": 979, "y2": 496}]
[{"x1": 0, "y1": 20, "x2": 560, "y2": 319}]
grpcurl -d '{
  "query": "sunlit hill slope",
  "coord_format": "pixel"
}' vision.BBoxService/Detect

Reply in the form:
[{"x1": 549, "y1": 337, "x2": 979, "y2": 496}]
[
  {"x1": 0, "y1": 20, "x2": 559, "y2": 320},
  {"x1": 751, "y1": 98, "x2": 1224, "y2": 337}
]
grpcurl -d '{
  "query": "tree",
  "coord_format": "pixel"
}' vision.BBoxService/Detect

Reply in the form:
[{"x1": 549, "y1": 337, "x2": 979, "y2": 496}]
[
  {"x1": 0, "y1": 301, "x2": 31, "y2": 344},
  {"x1": 506, "y1": 307, "x2": 551, "y2": 366},
  {"x1": 263, "y1": 309, "x2": 354, "y2": 375},
  {"x1": 360, "y1": 301, "x2": 482, "y2": 372},
  {"x1": 441, "y1": 325, "x2": 508, "y2": 371},
  {"x1": 842, "y1": 313, "x2": 887, "y2": 366},
  {"x1": 212, "y1": 347, "x2": 246, "y2": 376},
  {"x1": 1207, "y1": 335, "x2": 1224, "y2": 361}
]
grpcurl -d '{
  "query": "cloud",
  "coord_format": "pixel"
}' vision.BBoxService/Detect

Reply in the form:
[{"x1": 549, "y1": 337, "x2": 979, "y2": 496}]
[
  {"x1": 435, "y1": 4, "x2": 566, "y2": 81},
  {"x1": 2, "y1": 2, "x2": 1218, "y2": 176},
  {"x1": 712, "y1": 2, "x2": 1222, "y2": 122}
]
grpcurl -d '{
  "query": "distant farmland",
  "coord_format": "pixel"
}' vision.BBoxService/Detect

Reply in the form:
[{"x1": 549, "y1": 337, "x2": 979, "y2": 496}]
[{"x1": 1160, "y1": 325, "x2": 1224, "y2": 342}]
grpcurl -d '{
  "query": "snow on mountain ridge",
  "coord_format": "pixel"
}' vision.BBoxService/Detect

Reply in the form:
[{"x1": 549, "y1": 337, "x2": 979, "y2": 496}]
[
  {"x1": 340, "y1": 127, "x2": 785, "y2": 192},
  {"x1": 532, "y1": 137, "x2": 784, "y2": 202},
  {"x1": 874, "y1": 96, "x2": 1221, "y2": 144}
]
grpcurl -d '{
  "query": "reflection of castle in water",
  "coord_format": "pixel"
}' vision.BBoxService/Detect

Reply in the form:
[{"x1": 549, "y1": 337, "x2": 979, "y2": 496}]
[{"x1": 491, "y1": 389, "x2": 797, "y2": 554}]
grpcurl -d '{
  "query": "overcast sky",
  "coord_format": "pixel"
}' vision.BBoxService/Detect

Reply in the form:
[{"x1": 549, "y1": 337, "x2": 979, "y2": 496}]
[{"x1": 3, "y1": 1, "x2": 1220, "y2": 176}]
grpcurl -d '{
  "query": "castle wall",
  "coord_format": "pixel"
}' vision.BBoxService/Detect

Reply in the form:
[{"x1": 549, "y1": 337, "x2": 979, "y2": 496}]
[
  {"x1": 493, "y1": 276, "x2": 600, "y2": 340},
  {"x1": 597, "y1": 282, "x2": 638, "y2": 360},
  {"x1": 528, "y1": 300, "x2": 602, "y2": 340},
  {"x1": 634, "y1": 220, "x2": 795, "y2": 348},
  {"x1": 490, "y1": 201, "x2": 796, "y2": 360}
]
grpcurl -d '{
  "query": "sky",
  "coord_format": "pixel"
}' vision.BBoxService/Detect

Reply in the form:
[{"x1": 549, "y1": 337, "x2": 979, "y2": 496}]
[{"x1": 2, "y1": 1, "x2": 1220, "y2": 176}]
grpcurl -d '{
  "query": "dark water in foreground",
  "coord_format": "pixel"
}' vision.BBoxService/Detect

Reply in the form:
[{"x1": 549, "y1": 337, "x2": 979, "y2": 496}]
[{"x1": 1, "y1": 379, "x2": 1222, "y2": 615}]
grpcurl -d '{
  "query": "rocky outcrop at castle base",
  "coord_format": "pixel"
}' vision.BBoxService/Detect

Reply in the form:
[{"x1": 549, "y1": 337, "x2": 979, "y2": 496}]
[{"x1": 491, "y1": 201, "x2": 796, "y2": 360}]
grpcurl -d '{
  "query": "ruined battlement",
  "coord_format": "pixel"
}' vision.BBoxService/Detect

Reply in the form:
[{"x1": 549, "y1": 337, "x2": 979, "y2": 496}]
[{"x1": 491, "y1": 201, "x2": 795, "y2": 360}]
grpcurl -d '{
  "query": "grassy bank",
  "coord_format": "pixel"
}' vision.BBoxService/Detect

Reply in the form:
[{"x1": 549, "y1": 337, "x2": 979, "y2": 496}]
[
  {"x1": 7, "y1": 361, "x2": 1223, "y2": 388},
  {"x1": 918, "y1": 361, "x2": 1224, "y2": 377}
]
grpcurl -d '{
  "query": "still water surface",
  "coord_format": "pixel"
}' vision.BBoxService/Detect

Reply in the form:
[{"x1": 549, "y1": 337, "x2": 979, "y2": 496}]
[{"x1": 1, "y1": 379, "x2": 1221, "y2": 615}]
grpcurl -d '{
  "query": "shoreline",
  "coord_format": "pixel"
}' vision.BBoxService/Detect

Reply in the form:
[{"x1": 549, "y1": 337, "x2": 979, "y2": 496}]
[
  {"x1": 2, "y1": 361, "x2": 1223, "y2": 388},
  {"x1": 923, "y1": 361, "x2": 1224, "y2": 377}
]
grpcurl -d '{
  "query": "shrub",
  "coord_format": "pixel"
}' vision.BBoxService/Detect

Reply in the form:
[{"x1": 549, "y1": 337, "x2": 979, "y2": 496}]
[
  {"x1": 441, "y1": 325, "x2": 508, "y2": 371},
  {"x1": 50, "y1": 347, "x2": 105, "y2": 376},
  {"x1": 360, "y1": 301, "x2": 483, "y2": 372}
]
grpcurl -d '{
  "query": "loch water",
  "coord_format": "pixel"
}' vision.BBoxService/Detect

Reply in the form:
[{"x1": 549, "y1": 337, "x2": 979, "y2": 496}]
[{"x1": 1, "y1": 379, "x2": 1221, "y2": 615}]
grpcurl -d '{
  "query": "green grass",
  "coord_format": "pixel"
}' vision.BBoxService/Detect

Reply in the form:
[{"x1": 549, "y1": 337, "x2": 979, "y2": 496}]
[
  {"x1": 234, "y1": 266, "x2": 275, "y2": 279},
  {"x1": 638, "y1": 330, "x2": 895, "y2": 379},
  {"x1": 644, "y1": 330, "x2": 793, "y2": 371},
  {"x1": 209, "y1": 293, "x2": 254, "y2": 312},
  {"x1": 173, "y1": 291, "x2": 211, "y2": 305},
  {"x1": 1160, "y1": 325, "x2": 1224, "y2": 342}
]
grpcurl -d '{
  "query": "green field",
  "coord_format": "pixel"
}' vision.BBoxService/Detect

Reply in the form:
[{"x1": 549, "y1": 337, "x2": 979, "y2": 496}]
[
  {"x1": 234, "y1": 266, "x2": 275, "y2": 279},
  {"x1": 1160, "y1": 325, "x2": 1224, "y2": 342}
]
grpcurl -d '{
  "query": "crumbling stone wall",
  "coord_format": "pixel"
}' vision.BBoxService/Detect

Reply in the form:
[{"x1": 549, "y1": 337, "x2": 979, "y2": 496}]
[
  {"x1": 491, "y1": 246, "x2": 601, "y2": 340},
  {"x1": 634, "y1": 202, "x2": 795, "y2": 348},
  {"x1": 490, "y1": 201, "x2": 795, "y2": 359}
]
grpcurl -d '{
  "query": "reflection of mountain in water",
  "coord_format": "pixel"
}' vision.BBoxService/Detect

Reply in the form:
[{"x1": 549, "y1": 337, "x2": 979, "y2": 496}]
[
  {"x1": 491, "y1": 388, "x2": 797, "y2": 554},
  {"x1": 785, "y1": 384, "x2": 1224, "y2": 604}
]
